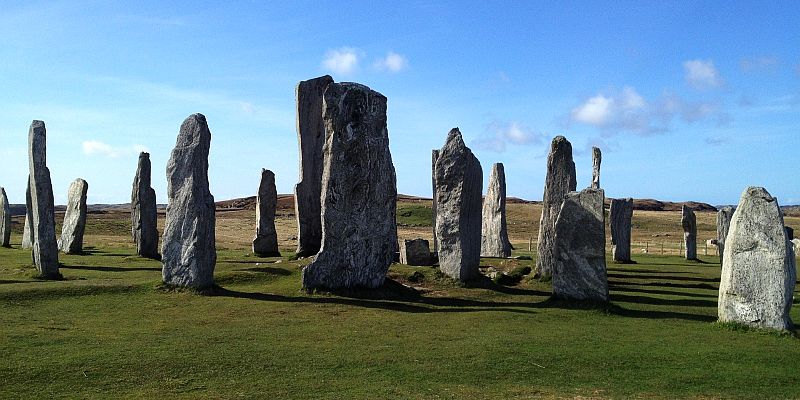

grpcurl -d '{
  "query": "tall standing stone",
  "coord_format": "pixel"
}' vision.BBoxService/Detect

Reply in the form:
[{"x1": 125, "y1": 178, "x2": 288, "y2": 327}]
[
  {"x1": 294, "y1": 75, "x2": 334, "y2": 258},
  {"x1": 552, "y1": 188, "x2": 608, "y2": 301},
  {"x1": 535, "y1": 136, "x2": 577, "y2": 278},
  {"x1": 21, "y1": 181, "x2": 32, "y2": 249},
  {"x1": 431, "y1": 149, "x2": 439, "y2": 254},
  {"x1": 131, "y1": 152, "x2": 159, "y2": 259},
  {"x1": 253, "y1": 169, "x2": 280, "y2": 257},
  {"x1": 481, "y1": 162, "x2": 512, "y2": 258},
  {"x1": 27, "y1": 120, "x2": 59, "y2": 278},
  {"x1": 161, "y1": 114, "x2": 216, "y2": 289},
  {"x1": 434, "y1": 128, "x2": 483, "y2": 281},
  {"x1": 58, "y1": 178, "x2": 88, "y2": 254},
  {"x1": 301, "y1": 82, "x2": 397, "y2": 289},
  {"x1": 718, "y1": 187, "x2": 795, "y2": 331},
  {"x1": 716, "y1": 206, "x2": 734, "y2": 264},
  {"x1": 591, "y1": 146, "x2": 601, "y2": 189},
  {"x1": 610, "y1": 198, "x2": 633, "y2": 263},
  {"x1": 681, "y1": 205, "x2": 697, "y2": 260},
  {"x1": 0, "y1": 187, "x2": 10, "y2": 247}
]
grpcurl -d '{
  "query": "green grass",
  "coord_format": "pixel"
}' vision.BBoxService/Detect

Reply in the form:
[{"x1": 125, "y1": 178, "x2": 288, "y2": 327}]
[
  {"x1": 1, "y1": 242, "x2": 799, "y2": 399},
  {"x1": 396, "y1": 204, "x2": 433, "y2": 227}
]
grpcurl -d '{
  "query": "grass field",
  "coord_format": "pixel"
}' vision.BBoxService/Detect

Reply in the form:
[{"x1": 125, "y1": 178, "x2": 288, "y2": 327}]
[{"x1": 1, "y1": 202, "x2": 799, "y2": 399}]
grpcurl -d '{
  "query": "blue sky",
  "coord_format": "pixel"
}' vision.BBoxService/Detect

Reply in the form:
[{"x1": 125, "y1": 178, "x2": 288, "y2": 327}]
[{"x1": 1, "y1": 1, "x2": 798, "y2": 206}]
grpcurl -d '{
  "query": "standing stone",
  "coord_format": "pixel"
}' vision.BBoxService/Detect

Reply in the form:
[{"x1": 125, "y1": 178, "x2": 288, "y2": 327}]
[
  {"x1": 716, "y1": 206, "x2": 734, "y2": 264},
  {"x1": 301, "y1": 82, "x2": 397, "y2": 289},
  {"x1": 481, "y1": 163, "x2": 512, "y2": 258},
  {"x1": 552, "y1": 188, "x2": 608, "y2": 301},
  {"x1": 58, "y1": 178, "x2": 88, "y2": 254},
  {"x1": 27, "y1": 120, "x2": 59, "y2": 278},
  {"x1": 431, "y1": 149, "x2": 439, "y2": 254},
  {"x1": 22, "y1": 181, "x2": 32, "y2": 249},
  {"x1": 294, "y1": 75, "x2": 334, "y2": 258},
  {"x1": 161, "y1": 114, "x2": 216, "y2": 289},
  {"x1": 131, "y1": 152, "x2": 159, "y2": 259},
  {"x1": 434, "y1": 128, "x2": 483, "y2": 281},
  {"x1": 681, "y1": 205, "x2": 697, "y2": 260},
  {"x1": 718, "y1": 187, "x2": 795, "y2": 331},
  {"x1": 0, "y1": 187, "x2": 10, "y2": 247},
  {"x1": 400, "y1": 238, "x2": 432, "y2": 266},
  {"x1": 785, "y1": 226, "x2": 794, "y2": 240},
  {"x1": 610, "y1": 198, "x2": 633, "y2": 263},
  {"x1": 535, "y1": 136, "x2": 577, "y2": 278},
  {"x1": 591, "y1": 146, "x2": 601, "y2": 189},
  {"x1": 253, "y1": 169, "x2": 280, "y2": 257}
]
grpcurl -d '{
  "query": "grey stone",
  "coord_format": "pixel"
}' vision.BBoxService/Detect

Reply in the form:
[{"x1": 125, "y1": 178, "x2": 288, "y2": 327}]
[
  {"x1": 716, "y1": 206, "x2": 734, "y2": 265},
  {"x1": 400, "y1": 238, "x2": 432, "y2": 266},
  {"x1": 253, "y1": 169, "x2": 280, "y2": 257},
  {"x1": 552, "y1": 188, "x2": 608, "y2": 302},
  {"x1": 681, "y1": 205, "x2": 697, "y2": 260},
  {"x1": 591, "y1": 146, "x2": 601, "y2": 189},
  {"x1": 431, "y1": 149, "x2": 439, "y2": 254},
  {"x1": 58, "y1": 178, "x2": 88, "y2": 254},
  {"x1": 131, "y1": 152, "x2": 159, "y2": 259},
  {"x1": 718, "y1": 186, "x2": 795, "y2": 331},
  {"x1": 27, "y1": 121, "x2": 59, "y2": 278},
  {"x1": 0, "y1": 187, "x2": 10, "y2": 247},
  {"x1": 535, "y1": 136, "x2": 577, "y2": 278},
  {"x1": 294, "y1": 75, "x2": 334, "y2": 258},
  {"x1": 434, "y1": 128, "x2": 483, "y2": 281},
  {"x1": 161, "y1": 113, "x2": 216, "y2": 289},
  {"x1": 301, "y1": 82, "x2": 397, "y2": 289},
  {"x1": 610, "y1": 198, "x2": 633, "y2": 262},
  {"x1": 785, "y1": 226, "x2": 794, "y2": 240},
  {"x1": 792, "y1": 238, "x2": 800, "y2": 249},
  {"x1": 481, "y1": 162, "x2": 512, "y2": 258},
  {"x1": 21, "y1": 181, "x2": 32, "y2": 249}
]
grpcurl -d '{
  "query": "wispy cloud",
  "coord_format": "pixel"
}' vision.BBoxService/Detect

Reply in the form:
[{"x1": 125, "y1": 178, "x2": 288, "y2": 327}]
[
  {"x1": 740, "y1": 56, "x2": 778, "y2": 72},
  {"x1": 322, "y1": 47, "x2": 362, "y2": 75},
  {"x1": 373, "y1": 51, "x2": 408, "y2": 73},
  {"x1": 683, "y1": 59, "x2": 724, "y2": 89},
  {"x1": 704, "y1": 136, "x2": 730, "y2": 146},
  {"x1": 82, "y1": 140, "x2": 148, "y2": 158},
  {"x1": 471, "y1": 121, "x2": 546, "y2": 152}
]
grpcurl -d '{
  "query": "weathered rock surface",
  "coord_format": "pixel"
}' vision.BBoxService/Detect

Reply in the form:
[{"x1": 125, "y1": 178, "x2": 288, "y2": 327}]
[
  {"x1": 301, "y1": 82, "x2": 397, "y2": 289},
  {"x1": 481, "y1": 163, "x2": 512, "y2": 258},
  {"x1": 785, "y1": 226, "x2": 794, "y2": 240},
  {"x1": 793, "y1": 238, "x2": 800, "y2": 249},
  {"x1": 400, "y1": 238, "x2": 432, "y2": 266},
  {"x1": 610, "y1": 197, "x2": 633, "y2": 262},
  {"x1": 27, "y1": 121, "x2": 59, "y2": 278},
  {"x1": 716, "y1": 206, "x2": 734, "y2": 264},
  {"x1": 552, "y1": 188, "x2": 608, "y2": 302},
  {"x1": 535, "y1": 136, "x2": 577, "y2": 278},
  {"x1": 131, "y1": 152, "x2": 159, "y2": 259},
  {"x1": 253, "y1": 169, "x2": 280, "y2": 257},
  {"x1": 294, "y1": 75, "x2": 334, "y2": 258},
  {"x1": 161, "y1": 113, "x2": 216, "y2": 289},
  {"x1": 718, "y1": 187, "x2": 795, "y2": 331},
  {"x1": 591, "y1": 146, "x2": 601, "y2": 189},
  {"x1": 431, "y1": 149, "x2": 439, "y2": 254},
  {"x1": 58, "y1": 178, "x2": 88, "y2": 254},
  {"x1": 22, "y1": 181, "x2": 32, "y2": 249},
  {"x1": 681, "y1": 205, "x2": 697, "y2": 260},
  {"x1": 434, "y1": 128, "x2": 483, "y2": 281},
  {"x1": 0, "y1": 187, "x2": 10, "y2": 247}
]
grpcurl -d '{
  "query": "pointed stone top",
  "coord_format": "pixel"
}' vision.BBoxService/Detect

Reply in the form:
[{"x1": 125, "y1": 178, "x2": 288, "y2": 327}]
[
  {"x1": 29, "y1": 120, "x2": 47, "y2": 167},
  {"x1": 550, "y1": 135, "x2": 572, "y2": 151},
  {"x1": 139, "y1": 151, "x2": 150, "y2": 159},
  {"x1": 445, "y1": 127, "x2": 464, "y2": 146},
  {"x1": 177, "y1": 113, "x2": 211, "y2": 147},
  {"x1": 744, "y1": 186, "x2": 775, "y2": 202}
]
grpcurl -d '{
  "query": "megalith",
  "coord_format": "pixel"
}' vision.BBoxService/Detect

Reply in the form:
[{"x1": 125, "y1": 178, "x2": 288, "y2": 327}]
[
  {"x1": 718, "y1": 187, "x2": 795, "y2": 331},
  {"x1": 0, "y1": 187, "x2": 10, "y2": 247},
  {"x1": 716, "y1": 206, "x2": 733, "y2": 264},
  {"x1": 27, "y1": 120, "x2": 59, "y2": 278},
  {"x1": 294, "y1": 75, "x2": 334, "y2": 258},
  {"x1": 22, "y1": 182, "x2": 32, "y2": 249},
  {"x1": 431, "y1": 149, "x2": 439, "y2": 254},
  {"x1": 301, "y1": 82, "x2": 397, "y2": 289},
  {"x1": 253, "y1": 169, "x2": 280, "y2": 257},
  {"x1": 610, "y1": 198, "x2": 633, "y2": 263},
  {"x1": 591, "y1": 146, "x2": 601, "y2": 189},
  {"x1": 481, "y1": 162, "x2": 512, "y2": 258},
  {"x1": 681, "y1": 205, "x2": 697, "y2": 260},
  {"x1": 400, "y1": 238, "x2": 432, "y2": 266},
  {"x1": 535, "y1": 136, "x2": 577, "y2": 278},
  {"x1": 161, "y1": 113, "x2": 216, "y2": 289},
  {"x1": 131, "y1": 152, "x2": 159, "y2": 259},
  {"x1": 58, "y1": 178, "x2": 88, "y2": 254},
  {"x1": 552, "y1": 188, "x2": 608, "y2": 302}
]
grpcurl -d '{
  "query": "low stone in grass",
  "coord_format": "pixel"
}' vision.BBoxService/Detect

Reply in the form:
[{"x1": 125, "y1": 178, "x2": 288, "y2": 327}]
[{"x1": 400, "y1": 238, "x2": 431, "y2": 266}]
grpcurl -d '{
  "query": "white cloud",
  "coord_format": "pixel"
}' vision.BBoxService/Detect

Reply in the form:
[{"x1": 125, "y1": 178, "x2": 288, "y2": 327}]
[
  {"x1": 322, "y1": 47, "x2": 362, "y2": 75},
  {"x1": 82, "y1": 140, "x2": 148, "y2": 158},
  {"x1": 683, "y1": 59, "x2": 724, "y2": 89},
  {"x1": 571, "y1": 95, "x2": 613, "y2": 125},
  {"x1": 740, "y1": 56, "x2": 778, "y2": 72},
  {"x1": 471, "y1": 121, "x2": 546, "y2": 152},
  {"x1": 374, "y1": 51, "x2": 408, "y2": 73}
]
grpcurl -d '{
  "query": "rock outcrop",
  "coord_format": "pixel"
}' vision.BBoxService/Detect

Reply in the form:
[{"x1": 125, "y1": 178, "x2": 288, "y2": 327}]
[
  {"x1": 253, "y1": 169, "x2": 280, "y2": 257},
  {"x1": 610, "y1": 198, "x2": 633, "y2": 262},
  {"x1": 481, "y1": 162, "x2": 512, "y2": 258},
  {"x1": 131, "y1": 152, "x2": 159, "y2": 259},
  {"x1": 58, "y1": 178, "x2": 88, "y2": 254},
  {"x1": 27, "y1": 121, "x2": 59, "y2": 278},
  {"x1": 716, "y1": 206, "x2": 734, "y2": 264},
  {"x1": 681, "y1": 205, "x2": 697, "y2": 260}
]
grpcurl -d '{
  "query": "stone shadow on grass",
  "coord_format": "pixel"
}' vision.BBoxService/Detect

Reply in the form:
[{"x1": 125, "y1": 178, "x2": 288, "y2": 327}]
[
  {"x1": 608, "y1": 284, "x2": 717, "y2": 299},
  {"x1": 60, "y1": 265, "x2": 161, "y2": 272},
  {"x1": 607, "y1": 273, "x2": 719, "y2": 283}
]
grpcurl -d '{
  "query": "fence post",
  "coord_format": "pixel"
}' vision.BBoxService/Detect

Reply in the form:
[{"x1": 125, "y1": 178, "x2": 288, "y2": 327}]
[
  {"x1": 528, "y1": 237, "x2": 532, "y2": 252},
  {"x1": 661, "y1": 242, "x2": 664, "y2": 254},
  {"x1": 645, "y1": 242, "x2": 649, "y2": 253},
  {"x1": 704, "y1": 241, "x2": 708, "y2": 256}
]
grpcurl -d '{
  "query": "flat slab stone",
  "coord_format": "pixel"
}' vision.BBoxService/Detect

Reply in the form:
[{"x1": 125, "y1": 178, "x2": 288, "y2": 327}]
[
  {"x1": 718, "y1": 186, "x2": 795, "y2": 331},
  {"x1": 131, "y1": 152, "x2": 159, "y2": 259},
  {"x1": 535, "y1": 136, "x2": 576, "y2": 278},
  {"x1": 716, "y1": 206, "x2": 734, "y2": 264},
  {"x1": 253, "y1": 169, "x2": 280, "y2": 257},
  {"x1": 27, "y1": 120, "x2": 59, "y2": 278},
  {"x1": 481, "y1": 162, "x2": 512, "y2": 258},
  {"x1": 400, "y1": 238, "x2": 432, "y2": 266},
  {"x1": 301, "y1": 82, "x2": 397, "y2": 289},
  {"x1": 681, "y1": 205, "x2": 697, "y2": 260},
  {"x1": 58, "y1": 178, "x2": 88, "y2": 254},
  {"x1": 610, "y1": 198, "x2": 633, "y2": 262},
  {"x1": 0, "y1": 187, "x2": 10, "y2": 247}
]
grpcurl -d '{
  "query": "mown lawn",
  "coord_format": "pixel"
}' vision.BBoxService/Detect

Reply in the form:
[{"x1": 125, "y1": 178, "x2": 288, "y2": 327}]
[{"x1": 1, "y1": 238, "x2": 799, "y2": 398}]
